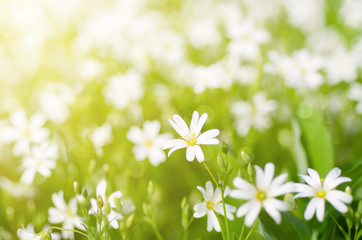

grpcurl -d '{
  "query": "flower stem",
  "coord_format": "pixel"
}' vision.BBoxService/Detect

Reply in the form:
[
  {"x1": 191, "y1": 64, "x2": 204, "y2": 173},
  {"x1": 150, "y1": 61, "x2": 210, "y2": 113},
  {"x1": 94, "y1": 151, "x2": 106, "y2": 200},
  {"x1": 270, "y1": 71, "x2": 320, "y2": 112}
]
[
  {"x1": 150, "y1": 222, "x2": 164, "y2": 240},
  {"x1": 202, "y1": 162, "x2": 218, "y2": 185},
  {"x1": 328, "y1": 209, "x2": 350, "y2": 240},
  {"x1": 221, "y1": 188, "x2": 231, "y2": 240},
  {"x1": 48, "y1": 226, "x2": 88, "y2": 238},
  {"x1": 245, "y1": 220, "x2": 257, "y2": 240},
  {"x1": 238, "y1": 222, "x2": 245, "y2": 240}
]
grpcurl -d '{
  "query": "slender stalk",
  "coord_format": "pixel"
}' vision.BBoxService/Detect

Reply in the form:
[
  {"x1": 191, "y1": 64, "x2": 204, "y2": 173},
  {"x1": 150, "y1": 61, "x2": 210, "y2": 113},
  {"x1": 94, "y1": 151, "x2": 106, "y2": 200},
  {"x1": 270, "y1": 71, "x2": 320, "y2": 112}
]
[
  {"x1": 183, "y1": 216, "x2": 194, "y2": 240},
  {"x1": 202, "y1": 162, "x2": 218, "y2": 185},
  {"x1": 328, "y1": 209, "x2": 350, "y2": 240},
  {"x1": 48, "y1": 226, "x2": 89, "y2": 238},
  {"x1": 238, "y1": 222, "x2": 245, "y2": 240},
  {"x1": 221, "y1": 188, "x2": 230, "y2": 240},
  {"x1": 150, "y1": 222, "x2": 164, "y2": 240},
  {"x1": 245, "y1": 220, "x2": 257, "y2": 240}
]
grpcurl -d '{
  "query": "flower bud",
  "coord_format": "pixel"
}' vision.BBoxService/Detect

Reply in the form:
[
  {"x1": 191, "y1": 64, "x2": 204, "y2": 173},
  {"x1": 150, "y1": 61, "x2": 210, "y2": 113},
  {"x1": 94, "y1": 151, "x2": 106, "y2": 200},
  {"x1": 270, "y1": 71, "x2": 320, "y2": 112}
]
[
  {"x1": 82, "y1": 187, "x2": 88, "y2": 198},
  {"x1": 126, "y1": 214, "x2": 135, "y2": 228},
  {"x1": 241, "y1": 151, "x2": 251, "y2": 165},
  {"x1": 39, "y1": 231, "x2": 52, "y2": 240},
  {"x1": 222, "y1": 141, "x2": 229, "y2": 154},
  {"x1": 97, "y1": 195, "x2": 104, "y2": 209},
  {"x1": 147, "y1": 181, "x2": 154, "y2": 196},
  {"x1": 73, "y1": 181, "x2": 80, "y2": 195},
  {"x1": 345, "y1": 186, "x2": 352, "y2": 195}
]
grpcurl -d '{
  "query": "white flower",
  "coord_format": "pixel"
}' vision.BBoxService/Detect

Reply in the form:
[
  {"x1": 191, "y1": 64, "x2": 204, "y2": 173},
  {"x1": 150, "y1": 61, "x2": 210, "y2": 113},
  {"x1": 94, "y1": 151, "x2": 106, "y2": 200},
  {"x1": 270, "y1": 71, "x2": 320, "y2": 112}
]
[
  {"x1": 230, "y1": 163, "x2": 294, "y2": 227},
  {"x1": 340, "y1": 0, "x2": 362, "y2": 28},
  {"x1": 2, "y1": 109, "x2": 49, "y2": 156},
  {"x1": 162, "y1": 111, "x2": 220, "y2": 162},
  {"x1": 324, "y1": 47, "x2": 359, "y2": 85},
  {"x1": 226, "y1": 20, "x2": 270, "y2": 61},
  {"x1": 193, "y1": 181, "x2": 236, "y2": 232},
  {"x1": 103, "y1": 70, "x2": 144, "y2": 109},
  {"x1": 348, "y1": 83, "x2": 362, "y2": 114},
  {"x1": 20, "y1": 142, "x2": 58, "y2": 184},
  {"x1": 186, "y1": 18, "x2": 221, "y2": 48},
  {"x1": 48, "y1": 191, "x2": 84, "y2": 240},
  {"x1": 231, "y1": 92, "x2": 277, "y2": 137},
  {"x1": 127, "y1": 120, "x2": 171, "y2": 166},
  {"x1": 38, "y1": 83, "x2": 80, "y2": 124},
  {"x1": 89, "y1": 180, "x2": 123, "y2": 229},
  {"x1": 17, "y1": 224, "x2": 40, "y2": 240},
  {"x1": 17, "y1": 224, "x2": 61, "y2": 240},
  {"x1": 190, "y1": 64, "x2": 224, "y2": 94},
  {"x1": 90, "y1": 123, "x2": 113, "y2": 156},
  {"x1": 294, "y1": 168, "x2": 352, "y2": 222}
]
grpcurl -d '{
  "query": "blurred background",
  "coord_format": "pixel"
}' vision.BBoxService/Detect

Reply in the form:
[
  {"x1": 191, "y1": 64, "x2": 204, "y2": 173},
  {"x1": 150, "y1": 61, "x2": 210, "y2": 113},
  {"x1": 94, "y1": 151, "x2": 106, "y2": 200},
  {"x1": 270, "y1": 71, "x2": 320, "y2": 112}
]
[{"x1": 0, "y1": 0, "x2": 361, "y2": 239}]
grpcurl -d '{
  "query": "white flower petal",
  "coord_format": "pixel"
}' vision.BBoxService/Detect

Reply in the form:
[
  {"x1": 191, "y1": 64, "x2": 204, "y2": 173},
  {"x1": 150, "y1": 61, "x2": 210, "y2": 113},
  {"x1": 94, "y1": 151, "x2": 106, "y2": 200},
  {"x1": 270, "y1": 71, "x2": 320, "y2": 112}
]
[
  {"x1": 96, "y1": 180, "x2": 107, "y2": 200},
  {"x1": 190, "y1": 111, "x2": 199, "y2": 134},
  {"x1": 193, "y1": 203, "x2": 207, "y2": 218},
  {"x1": 304, "y1": 197, "x2": 319, "y2": 220},
  {"x1": 197, "y1": 138, "x2": 220, "y2": 145},
  {"x1": 172, "y1": 114, "x2": 190, "y2": 137},
  {"x1": 315, "y1": 198, "x2": 325, "y2": 222},
  {"x1": 245, "y1": 201, "x2": 261, "y2": 227},
  {"x1": 193, "y1": 145, "x2": 205, "y2": 162},
  {"x1": 194, "y1": 113, "x2": 208, "y2": 136},
  {"x1": 197, "y1": 129, "x2": 220, "y2": 141},
  {"x1": 186, "y1": 146, "x2": 195, "y2": 161}
]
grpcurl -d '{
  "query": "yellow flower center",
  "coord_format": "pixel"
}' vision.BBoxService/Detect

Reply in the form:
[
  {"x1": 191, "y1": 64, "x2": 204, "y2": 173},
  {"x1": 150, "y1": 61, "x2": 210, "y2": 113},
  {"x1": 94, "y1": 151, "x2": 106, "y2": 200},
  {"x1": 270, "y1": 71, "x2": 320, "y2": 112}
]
[
  {"x1": 185, "y1": 134, "x2": 197, "y2": 146},
  {"x1": 316, "y1": 190, "x2": 326, "y2": 199},
  {"x1": 68, "y1": 209, "x2": 75, "y2": 217},
  {"x1": 256, "y1": 190, "x2": 267, "y2": 202},
  {"x1": 206, "y1": 201, "x2": 213, "y2": 209},
  {"x1": 146, "y1": 140, "x2": 153, "y2": 147}
]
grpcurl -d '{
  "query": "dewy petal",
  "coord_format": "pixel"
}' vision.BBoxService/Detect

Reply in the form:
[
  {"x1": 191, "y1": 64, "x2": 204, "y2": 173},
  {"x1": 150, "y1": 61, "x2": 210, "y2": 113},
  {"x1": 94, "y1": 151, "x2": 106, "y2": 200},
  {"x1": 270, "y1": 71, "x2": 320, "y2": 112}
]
[
  {"x1": 172, "y1": 114, "x2": 190, "y2": 137},
  {"x1": 194, "y1": 113, "x2": 208, "y2": 136},
  {"x1": 315, "y1": 198, "x2": 325, "y2": 222},
  {"x1": 245, "y1": 201, "x2": 262, "y2": 227},
  {"x1": 193, "y1": 145, "x2": 205, "y2": 162},
  {"x1": 186, "y1": 147, "x2": 195, "y2": 161},
  {"x1": 193, "y1": 203, "x2": 207, "y2": 218},
  {"x1": 190, "y1": 111, "x2": 199, "y2": 134},
  {"x1": 304, "y1": 197, "x2": 319, "y2": 220},
  {"x1": 197, "y1": 129, "x2": 220, "y2": 141}
]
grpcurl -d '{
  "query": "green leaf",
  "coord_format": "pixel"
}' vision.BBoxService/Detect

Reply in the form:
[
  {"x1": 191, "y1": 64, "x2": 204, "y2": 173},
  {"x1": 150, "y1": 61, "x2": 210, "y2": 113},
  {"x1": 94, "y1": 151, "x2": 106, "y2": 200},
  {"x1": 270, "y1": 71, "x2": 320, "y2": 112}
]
[
  {"x1": 343, "y1": 161, "x2": 362, "y2": 199},
  {"x1": 259, "y1": 211, "x2": 312, "y2": 240},
  {"x1": 291, "y1": 118, "x2": 308, "y2": 174},
  {"x1": 297, "y1": 107, "x2": 334, "y2": 176}
]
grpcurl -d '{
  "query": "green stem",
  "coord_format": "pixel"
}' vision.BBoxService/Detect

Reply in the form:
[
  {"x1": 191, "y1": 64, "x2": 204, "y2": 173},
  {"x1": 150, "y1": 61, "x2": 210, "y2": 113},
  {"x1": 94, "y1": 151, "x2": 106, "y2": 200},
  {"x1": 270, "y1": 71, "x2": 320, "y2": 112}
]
[
  {"x1": 238, "y1": 222, "x2": 245, "y2": 240},
  {"x1": 183, "y1": 216, "x2": 194, "y2": 240},
  {"x1": 151, "y1": 222, "x2": 164, "y2": 240},
  {"x1": 221, "y1": 188, "x2": 230, "y2": 240},
  {"x1": 328, "y1": 209, "x2": 350, "y2": 240},
  {"x1": 48, "y1": 226, "x2": 88, "y2": 238},
  {"x1": 245, "y1": 220, "x2": 257, "y2": 240},
  {"x1": 202, "y1": 162, "x2": 218, "y2": 185}
]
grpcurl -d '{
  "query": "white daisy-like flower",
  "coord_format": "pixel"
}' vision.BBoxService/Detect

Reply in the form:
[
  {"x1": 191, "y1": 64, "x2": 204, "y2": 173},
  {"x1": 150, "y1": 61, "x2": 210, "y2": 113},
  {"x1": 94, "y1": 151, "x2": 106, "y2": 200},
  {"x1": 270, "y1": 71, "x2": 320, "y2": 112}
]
[
  {"x1": 48, "y1": 191, "x2": 84, "y2": 240},
  {"x1": 89, "y1": 180, "x2": 123, "y2": 229},
  {"x1": 20, "y1": 142, "x2": 58, "y2": 184},
  {"x1": 162, "y1": 111, "x2": 220, "y2": 162},
  {"x1": 2, "y1": 109, "x2": 50, "y2": 156},
  {"x1": 294, "y1": 168, "x2": 352, "y2": 222},
  {"x1": 230, "y1": 163, "x2": 294, "y2": 227},
  {"x1": 193, "y1": 181, "x2": 236, "y2": 232},
  {"x1": 17, "y1": 224, "x2": 61, "y2": 240},
  {"x1": 127, "y1": 120, "x2": 171, "y2": 166},
  {"x1": 231, "y1": 92, "x2": 277, "y2": 137},
  {"x1": 90, "y1": 123, "x2": 113, "y2": 156}
]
